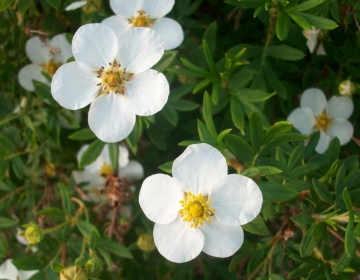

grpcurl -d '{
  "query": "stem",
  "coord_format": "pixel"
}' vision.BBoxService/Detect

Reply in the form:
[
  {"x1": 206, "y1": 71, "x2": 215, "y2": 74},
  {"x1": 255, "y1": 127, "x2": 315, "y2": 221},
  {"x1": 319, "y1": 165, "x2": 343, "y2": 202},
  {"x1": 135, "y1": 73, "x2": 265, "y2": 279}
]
[
  {"x1": 71, "y1": 197, "x2": 89, "y2": 221},
  {"x1": 44, "y1": 245, "x2": 62, "y2": 270},
  {"x1": 42, "y1": 221, "x2": 68, "y2": 234},
  {"x1": 109, "y1": 209, "x2": 118, "y2": 239},
  {"x1": 0, "y1": 114, "x2": 21, "y2": 126},
  {"x1": 327, "y1": 227, "x2": 360, "y2": 258},
  {"x1": 262, "y1": 8, "x2": 278, "y2": 58},
  {"x1": 0, "y1": 186, "x2": 26, "y2": 204}
]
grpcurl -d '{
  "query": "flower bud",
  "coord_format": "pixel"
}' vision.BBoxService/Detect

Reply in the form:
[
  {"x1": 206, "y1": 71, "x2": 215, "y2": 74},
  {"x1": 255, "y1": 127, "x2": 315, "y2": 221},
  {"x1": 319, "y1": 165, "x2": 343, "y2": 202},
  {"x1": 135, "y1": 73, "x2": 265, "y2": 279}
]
[
  {"x1": 137, "y1": 234, "x2": 156, "y2": 252},
  {"x1": 60, "y1": 266, "x2": 87, "y2": 280},
  {"x1": 339, "y1": 80, "x2": 355, "y2": 96},
  {"x1": 24, "y1": 224, "x2": 42, "y2": 245},
  {"x1": 85, "y1": 258, "x2": 102, "y2": 277},
  {"x1": 45, "y1": 162, "x2": 56, "y2": 178}
]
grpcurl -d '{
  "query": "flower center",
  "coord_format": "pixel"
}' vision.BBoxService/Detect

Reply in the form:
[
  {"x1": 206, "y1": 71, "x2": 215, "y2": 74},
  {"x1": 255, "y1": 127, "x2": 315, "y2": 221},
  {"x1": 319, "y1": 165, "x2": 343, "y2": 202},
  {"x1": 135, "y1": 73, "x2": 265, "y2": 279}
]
[
  {"x1": 100, "y1": 163, "x2": 113, "y2": 176},
  {"x1": 314, "y1": 111, "x2": 333, "y2": 132},
  {"x1": 43, "y1": 59, "x2": 61, "y2": 76},
  {"x1": 96, "y1": 60, "x2": 133, "y2": 94},
  {"x1": 339, "y1": 80, "x2": 355, "y2": 96},
  {"x1": 129, "y1": 10, "x2": 154, "y2": 27},
  {"x1": 179, "y1": 192, "x2": 215, "y2": 229}
]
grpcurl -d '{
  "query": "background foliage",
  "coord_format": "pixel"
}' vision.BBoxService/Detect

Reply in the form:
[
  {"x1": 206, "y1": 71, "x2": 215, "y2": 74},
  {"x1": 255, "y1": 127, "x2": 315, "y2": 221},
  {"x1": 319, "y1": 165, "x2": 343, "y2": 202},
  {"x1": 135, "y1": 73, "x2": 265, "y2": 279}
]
[{"x1": 0, "y1": 0, "x2": 360, "y2": 279}]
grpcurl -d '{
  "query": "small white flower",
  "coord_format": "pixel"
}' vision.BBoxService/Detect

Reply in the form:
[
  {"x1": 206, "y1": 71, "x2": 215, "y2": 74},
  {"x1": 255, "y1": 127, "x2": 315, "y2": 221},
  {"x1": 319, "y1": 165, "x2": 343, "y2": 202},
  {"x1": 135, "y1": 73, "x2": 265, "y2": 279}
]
[
  {"x1": 18, "y1": 34, "x2": 72, "y2": 92},
  {"x1": 73, "y1": 144, "x2": 144, "y2": 203},
  {"x1": 287, "y1": 88, "x2": 354, "y2": 154},
  {"x1": 65, "y1": 0, "x2": 87, "y2": 11},
  {"x1": 51, "y1": 24, "x2": 169, "y2": 142},
  {"x1": 139, "y1": 143, "x2": 263, "y2": 263},
  {"x1": 338, "y1": 80, "x2": 355, "y2": 96},
  {"x1": 102, "y1": 0, "x2": 184, "y2": 50},
  {"x1": 0, "y1": 259, "x2": 38, "y2": 280},
  {"x1": 302, "y1": 26, "x2": 326, "y2": 55},
  {"x1": 15, "y1": 228, "x2": 38, "y2": 253},
  {"x1": 13, "y1": 97, "x2": 27, "y2": 114}
]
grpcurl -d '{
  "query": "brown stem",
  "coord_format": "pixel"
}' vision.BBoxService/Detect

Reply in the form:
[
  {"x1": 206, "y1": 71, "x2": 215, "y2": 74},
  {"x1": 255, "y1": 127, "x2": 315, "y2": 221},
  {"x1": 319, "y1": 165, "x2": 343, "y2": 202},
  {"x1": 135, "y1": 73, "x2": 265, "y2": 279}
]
[
  {"x1": 327, "y1": 227, "x2": 360, "y2": 258},
  {"x1": 109, "y1": 209, "x2": 118, "y2": 239},
  {"x1": 61, "y1": 243, "x2": 67, "y2": 265}
]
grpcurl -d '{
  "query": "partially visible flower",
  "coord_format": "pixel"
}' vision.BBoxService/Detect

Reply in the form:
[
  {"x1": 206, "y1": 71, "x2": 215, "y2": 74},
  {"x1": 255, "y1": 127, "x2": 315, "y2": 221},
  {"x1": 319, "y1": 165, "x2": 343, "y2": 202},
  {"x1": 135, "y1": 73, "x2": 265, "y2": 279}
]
[
  {"x1": 85, "y1": 258, "x2": 102, "y2": 278},
  {"x1": 16, "y1": 228, "x2": 38, "y2": 253},
  {"x1": 60, "y1": 266, "x2": 87, "y2": 280},
  {"x1": 137, "y1": 233, "x2": 156, "y2": 252},
  {"x1": 23, "y1": 223, "x2": 42, "y2": 245},
  {"x1": 18, "y1": 34, "x2": 72, "y2": 92},
  {"x1": 0, "y1": 259, "x2": 38, "y2": 280},
  {"x1": 51, "y1": 24, "x2": 169, "y2": 142},
  {"x1": 302, "y1": 26, "x2": 326, "y2": 55},
  {"x1": 65, "y1": 0, "x2": 102, "y2": 14},
  {"x1": 339, "y1": 80, "x2": 355, "y2": 96},
  {"x1": 102, "y1": 0, "x2": 184, "y2": 50},
  {"x1": 13, "y1": 97, "x2": 27, "y2": 114},
  {"x1": 139, "y1": 143, "x2": 263, "y2": 263},
  {"x1": 65, "y1": 1, "x2": 86, "y2": 11},
  {"x1": 73, "y1": 144, "x2": 143, "y2": 203},
  {"x1": 287, "y1": 88, "x2": 354, "y2": 154}
]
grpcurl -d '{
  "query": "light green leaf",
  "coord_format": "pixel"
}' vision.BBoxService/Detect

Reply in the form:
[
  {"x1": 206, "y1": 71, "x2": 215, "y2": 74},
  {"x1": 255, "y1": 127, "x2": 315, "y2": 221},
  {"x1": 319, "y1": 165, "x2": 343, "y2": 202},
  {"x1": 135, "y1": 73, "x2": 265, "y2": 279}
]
[
  {"x1": 289, "y1": 12, "x2": 312, "y2": 30},
  {"x1": 0, "y1": 0, "x2": 15, "y2": 12},
  {"x1": 235, "y1": 88, "x2": 276, "y2": 103},
  {"x1": 285, "y1": 0, "x2": 326, "y2": 12},
  {"x1": 202, "y1": 92, "x2": 218, "y2": 140},
  {"x1": 108, "y1": 143, "x2": 119, "y2": 171},
  {"x1": 266, "y1": 45, "x2": 305, "y2": 61},
  {"x1": 202, "y1": 40, "x2": 218, "y2": 76},
  {"x1": 241, "y1": 166, "x2": 282, "y2": 178},
  {"x1": 264, "y1": 121, "x2": 293, "y2": 144},
  {"x1": 298, "y1": 12, "x2": 338, "y2": 30},
  {"x1": 158, "y1": 161, "x2": 173, "y2": 174},
  {"x1": 276, "y1": 11, "x2": 291, "y2": 40},
  {"x1": 0, "y1": 216, "x2": 18, "y2": 228},
  {"x1": 77, "y1": 220, "x2": 100, "y2": 239},
  {"x1": 68, "y1": 128, "x2": 96, "y2": 141}
]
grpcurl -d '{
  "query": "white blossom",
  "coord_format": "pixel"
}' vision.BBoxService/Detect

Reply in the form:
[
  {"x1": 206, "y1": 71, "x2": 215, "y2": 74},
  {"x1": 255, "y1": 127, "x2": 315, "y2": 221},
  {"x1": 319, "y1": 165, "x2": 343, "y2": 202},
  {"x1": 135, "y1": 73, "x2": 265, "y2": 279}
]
[
  {"x1": 338, "y1": 80, "x2": 355, "y2": 96},
  {"x1": 302, "y1": 26, "x2": 326, "y2": 56},
  {"x1": 65, "y1": 1, "x2": 86, "y2": 11},
  {"x1": 0, "y1": 259, "x2": 38, "y2": 280}
]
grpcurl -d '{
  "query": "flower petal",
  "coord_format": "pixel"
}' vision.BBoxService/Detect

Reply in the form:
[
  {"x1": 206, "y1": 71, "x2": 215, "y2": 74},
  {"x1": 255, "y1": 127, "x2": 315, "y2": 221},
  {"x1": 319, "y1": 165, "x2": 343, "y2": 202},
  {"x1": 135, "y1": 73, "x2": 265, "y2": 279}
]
[
  {"x1": 201, "y1": 217, "x2": 244, "y2": 258},
  {"x1": 50, "y1": 34, "x2": 73, "y2": 63},
  {"x1": 19, "y1": 269, "x2": 39, "y2": 280},
  {"x1": 88, "y1": 93, "x2": 136, "y2": 143},
  {"x1": 119, "y1": 160, "x2": 144, "y2": 182},
  {"x1": 73, "y1": 170, "x2": 103, "y2": 190},
  {"x1": 117, "y1": 27, "x2": 164, "y2": 74},
  {"x1": 101, "y1": 16, "x2": 131, "y2": 41},
  {"x1": 119, "y1": 145, "x2": 130, "y2": 168},
  {"x1": 316, "y1": 42, "x2": 326, "y2": 56},
  {"x1": 172, "y1": 143, "x2": 228, "y2": 195},
  {"x1": 18, "y1": 64, "x2": 49, "y2": 92},
  {"x1": 72, "y1": 24, "x2": 118, "y2": 71},
  {"x1": 328, "y1": 119, "x2": 354, "y2": 146},
  {"x1": 210, "y1": 174, "x2": 263, "y2": 226},
  {"x1": 110, "y1": 0, "x2": 141, "y2": 18},
  {"x1": 65, "y1": 1, "x2": 86, "y2": 11},
  {"x1": 25, "y1": 37, "x2": 50, "y2": 64},
  {"x1": 154, "y1": 217, "x2": 204, "y2": 263},
  {"x1": 326, "y1": 96, "x2": 354, "y2": 120},
  {"x1": 125, "y1": 69, "x2": 169, "y2": 116},
  {"x1": 0, "y1": 259, "x2": 19, "y2": 279},
  {"x1": 300, "y1": 88, "x2": 327, "y2": 115},
  {"x1": 51, "y1": 61, "x2": 100, "y2": 110},
  {"x1": 139, "y1": 174, "x2": 183, "y2": 224},
  {"x1": 315, "y1": 130, "x2": 330, "y2": 154},
  {"x1": 151, "y1": 18, "x2": 184, "y2": 50},
  {"x1": 287, "y1": 107, "x2": 315, "y2": 135},
  {"x1": 143, "y1": 0, "x2": 175, "y2": 18}
]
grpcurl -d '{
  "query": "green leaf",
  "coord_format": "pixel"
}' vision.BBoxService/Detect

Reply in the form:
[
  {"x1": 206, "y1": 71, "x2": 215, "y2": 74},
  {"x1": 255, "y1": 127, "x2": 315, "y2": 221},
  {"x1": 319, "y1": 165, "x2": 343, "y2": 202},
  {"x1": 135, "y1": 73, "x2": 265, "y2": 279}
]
[
  {"x1": 0, "y1": 0, "x2": 15, "y2": 12},
  {"x1": 230, "y1": 97, "x2": 245, "y2": 134},
  {"x1": 342, "y1": 188, "x2": 352, "y2": 212},
  {"x1": 180, "y1": 58, "x2": 210, "y2": 77},
  {"x1": 203, "y1": 21, "x2": 217, "y2": 54},
  {"x1": 0, "y1": 216, "x2": 18, "y2": 228},
  {"x1": 288, "y1": 262, "x2": 317, "y2": 279},
  {"x1": 242, "y1": 215, "x2": 269, "y2": 235},
  {"x1": 241, "y1": 166, "x2": 282, "y2": 178},
  {"x1": 170, "y1": 100, "x2": 199, "y2": 111},
  {"x1": 266, "y1": 45, "x2": 305, "y2": 61},
  {"x1": 79, "y1": 139, "x2": 105, "y2": 169},
  {"x1": 264, "y1": 121, "x2": 293, "y2": 143},
  {"x1": 193, "y1": 78, "x2": 212, "y2": 93},
  {"x1": 158, "y1": 161, "x2": 173, "y2": 174},
  {"x1": 108, "y1": 143, "x2": 119, "y2": 172},
  {"x1": 333, "y1": 251, "x2": 353, "y2": 273},
  {"x1": 50, "y1": 261, "x2": 65, "y2": 273},
  {"x1": 258, "y1": 182, "x2": 298, "y2": 202},
  {"x1": 58, "y1": 183, "x2": 73, "y2": 215},
  {"x1": 298, "y1": 12, "x2": 338, "y2": 29},
  {"x1": 261, "y1": 133, "x2": 308, "y2": 155},
  {"x1": 0, "y1": 235, "x2": 6, "y2": 257},
  {"x1": 68, "y1": 128, "x2": 96, "y2": 141},
  {"x1": 161, "y1": 105, "x2": 178, "y2": 126},
  {"x1": 285, "y1": 0, "x2": 326, "y2": 12},
  {"x1": 12, "y1": 258, "x2": 43, "y2": 270},
  {"x1": 197, "y1": 120, "x2": 216, "y2": 145},
  {"x1": 216, "y1": 128, "x2": 232, "y2": 144},
  {"x1": 276, "y1": 11, "x2": 291, "y2": 40},
  {"x1": 288, "y1": 145, "x2": 305, "y2": 170},
  {"x1": 0, "y1": 135, "x2": 16, "y2": 161},
  {"x1": 345, "y1": 210, "x2": 355, "y2": 257},
  {"x1": 293, "y1": 163, "x2": 320, "y2": 177},
  {"x1": 312, "y1": 179, "x2": 333, "y2": 204},
  {"x1": 263, "y1": 59, "x2": 287, "y2": 99},
  {"x1": 147, "y1": 126, "x2": 166, "y2": 150},
  {"x1": 11, "y1": 156, "x2": 24, "y2": 179},
  {"x1": 202, "y1": 92, "x2": 218, "y2": 140},
  {"x1": 202, "y1": 40, "x2": 218, "y2": 75},
  {"x1": 249, "y1": 111, "x2": 264, "y2": 153},
  {"x1": 152, "y1": 51, "x2": 177, "y2": 72},
  {"x1": 235, "y1": 88, "x2": 276, "y2": 103},
  {"x1": 291, "y1": 214, "x2": 315, "y2": 224},
  {"x1": 45, "y1": 0, "x2": 60, "y2": 9},
  {"x1": 224, "y1": 134, "x2": 254, "y2": 163},
  {"x1": 18, "y1": 0, "x2": 32, "y2": 14},
  {"x1": 289, "y1": 12, "x2": 312, "y2": 30},
  {"x1": 37, "y1": 207, "x2": 66, "y2": 217},
  {"x1": 126, "y1": 117, "x2": 142, "y2": 155},
  {"x1": 77, "y1": 220, "x2": 100, "y2": 239},
  {"x1": 178, "y1": 140, "x2": 201, "y2": 146},
  {"x1": 300, "y1": 225, "x2": 317, "y2": 257},
  {"x1": 98, "y1": 238, "x2": 133, "y2": 259}
]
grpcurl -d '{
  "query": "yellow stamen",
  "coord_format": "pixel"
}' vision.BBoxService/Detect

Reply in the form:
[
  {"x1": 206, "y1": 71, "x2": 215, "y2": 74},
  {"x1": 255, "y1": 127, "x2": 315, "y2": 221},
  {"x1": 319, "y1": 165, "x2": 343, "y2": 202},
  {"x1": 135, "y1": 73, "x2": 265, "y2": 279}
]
[
  {"x1": 129, "y1": 10, "x2": 154, "y2": 27},
  {"x1": 314, "y1": 111, "x2": 333, "y2": 132},
  {"x1": 100, "y1": 163, "x2": 112, "y2": 176},
  {"x1": 43, "y1": 59, "x2": 61, "y2": 76}
]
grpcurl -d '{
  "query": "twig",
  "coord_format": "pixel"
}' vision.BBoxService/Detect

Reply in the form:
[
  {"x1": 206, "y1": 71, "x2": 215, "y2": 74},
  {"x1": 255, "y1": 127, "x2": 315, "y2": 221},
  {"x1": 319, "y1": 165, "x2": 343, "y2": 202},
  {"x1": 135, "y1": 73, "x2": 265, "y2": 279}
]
[{"x1": 327, "y1": 227, "x2": 360, "y2": 258}]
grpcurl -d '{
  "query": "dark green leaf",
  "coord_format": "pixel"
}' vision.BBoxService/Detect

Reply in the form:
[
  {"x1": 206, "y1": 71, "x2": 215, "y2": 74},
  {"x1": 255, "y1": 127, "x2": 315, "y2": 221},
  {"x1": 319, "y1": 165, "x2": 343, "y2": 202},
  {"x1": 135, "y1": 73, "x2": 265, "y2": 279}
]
[
  {"x1": 276, "y1": 11, "x2": 291, "y2": 40},
  {"x1": 344, "y1": 209, "x2": 355, "y2": 257},
  {"x1": 98, "y1": 238, "x2": 133, "y2": 259},
  {"x1": 298, "y1": 12, "x2": 338, "y2": 29},
  {"x1": 313, "y1": 179, "x2": 333, "y2": 204},
  {"x1": 0, "y1": 235, "x2": 7, "y2": 257},
  {"x1": 77, "y1": 220, "x2": 100, "y2": 239},
  {"x1": 180, "y1": 58, "x2": 210, "y2": 77},
  {"x1": 235, "y1": 88, "x2": 276, "y2": 103},
  {"x1": 263, "y1": 59, "x2": 287, "y2": 99},
  {"x1": 58, "y1": 183, "x2": 73, "y2": 214},
  {"x1": 68, "y1": 128, "x2": 96, "y2": 141},
  {"x1": 285, "y1": 0, "x2": 326, "y2": 12},
  {"x1": 197, "y1": 120, "x2": 216, "y2": 145},
  {"x1": 50, "y1": 261, "x2": 65, "y2": 272},
  {"x1": 158, "y1": 161, "x2": 173, "y2": 174},
  {"x1": 202, "y1": 92, "x2": 217, "y2": 140},
  {"x1": 202, "y1": 40, "x2": 218, "y2": 75},
  {"x1": 288, "y1": 262, "x2": 317, "y2": 279},
  {"x1": 241, "y1": 166, "x2": 282, "y2": 178},
  {"x1": 258, "y1": 182, "x2": 298, "y2": 202},
  {"x1": 126, "y1": 117, "x2": 142, "y2": 155},
  {"x1": 108, "y1": 143, "x2": 119, "y2": 171},
  {"x1": 291, "y1": 214, "x2": 315, "y2": 224},
  {"x1": 289, "y1": 12, "x2": 312, "y2": 30},
  {"x1": 79, "y1": 139, "x2": 106, "y2": 169},
  {"x1": 333, "y1": 251, "x2": 353, "y2": 273},
  {"x1": 300, "y1": 225, "x2": 317, "y2": 257},
  {"x1": 18, "y1": 0, "x2": 32, "y2": 14},
  {"x1": 0, "y1": 216, "x2": 18, "y2": 228},
  {"x1": 249, "y1": 111, "x2": 264, "y2": 153},
  {"x1": 266, "y1": 45, "x2": 305, "y2": 61},
  {"x1": 45, "y1": 0, "x2": 60, "y2": 9},
  {"x1": 230, "y1": 97, "x2": 245, "y2": 134},
  {"x1": 203, "y1": 21, "x2": 217, "y2": 54},
  {"x1": 264, "y1": 121, "x2": 293, "y2": 143},
  {"x1": 242, "y1": 215, "x2": 269, "y2": 235},
  {"x1": 224, "y1": 134, "x2": 254, "y2": 163},
  {"x1": 261, "y1": 133, "x2": 308, "y2": 155},
  {"x1": 152, "y1": 51, "x2": 177, "y2": 72},
  {"x1": 11, "y1": 156, "x2": 24, "y2": 179},
  {"x1": 12, "y1": 258, "x2": 43, "y2": 270},
  {"x1": 0, "y1": 0, "x2": 15, "y2": 12}
]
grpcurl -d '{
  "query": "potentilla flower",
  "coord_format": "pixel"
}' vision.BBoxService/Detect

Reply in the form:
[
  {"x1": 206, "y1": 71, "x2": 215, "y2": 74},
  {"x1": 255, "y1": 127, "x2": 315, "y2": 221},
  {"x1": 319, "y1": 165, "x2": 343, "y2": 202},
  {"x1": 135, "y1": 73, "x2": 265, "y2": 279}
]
[
  {"x1": 287, "y1": 88, "x2": 354, "y2": 154},
  {"x1": 339, "y1": 80, "x2": 355, "y2": 96},
  {"x1": 139, "y1": 143, "x2": 263, "y2": 263},
  {"x1": 102, "y1": 0, "x2": 184, "y2": 50},
  {"x1": 18, "y1": 34, "x2": 72, "y2": 92},
  {"x1": 65, "y1": 0, "x2": 86, "y2": 11},
  {"x1": 0, "y1": 259, "x2": 38, "y2": 280},
  {"x1": 302, "y1": 26, "x2": 326, "y2": 55},
  {"x1": 73, "y1": 144, "x2": 144, "y2": 202},
  {"x1": 51, "y1": 24, "x2": 169, "y2": 142}
]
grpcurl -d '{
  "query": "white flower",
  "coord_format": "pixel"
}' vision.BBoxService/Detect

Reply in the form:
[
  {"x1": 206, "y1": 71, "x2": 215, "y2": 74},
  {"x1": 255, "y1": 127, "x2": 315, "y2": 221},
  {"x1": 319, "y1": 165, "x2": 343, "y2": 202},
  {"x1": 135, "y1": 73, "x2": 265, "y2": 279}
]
[
  {"x1": 13, "y1": 97, "x2": 27, "y2": 114},
  {"x1": 139, "y1": 143, "x2": 263, "y2": 263},
  {"x1": 102, "y1": 0, "x2": 184, "y2": 50},
  {"x1": 65, "y1": 1, "x2": 86, "y2": 11},
  {"x1": 73, "y1": 144, "x2": 144, "y2": 203},
  {"x1": 302, "y1": 26, "x2": 326, "y2": 55},
  {"x1": 51, "y1": 24, "x2": 169, "y2": 143},
  {"x1": 0, "y1": 259, "x2": 38, "y2": 280},
  {"x1": 15, "y1": 228, "x2": 38, "y2": 253},
  {"x1": 18, "y1": 34, "x2": 72, "y2": 92},
  {"x1": 287, "y1": 88, "x2": 354, "y2": 154},
  {"x1": 338, "y1": 80, "x2": 355, "y2": 96}
]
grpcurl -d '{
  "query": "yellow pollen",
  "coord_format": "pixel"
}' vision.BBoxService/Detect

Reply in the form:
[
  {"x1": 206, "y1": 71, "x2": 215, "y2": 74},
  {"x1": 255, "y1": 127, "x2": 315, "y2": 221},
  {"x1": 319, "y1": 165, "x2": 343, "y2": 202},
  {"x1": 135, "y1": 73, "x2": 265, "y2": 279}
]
[
  {"x1": 100, "y1": 163, "x2": 113, "y2": 176},
  {"x1": 179, "y1": 192, "x2": 215, "y2": 229},
  {"x1": 314, "y1": 111, "x2": 333, "y2": 132},
  {"x1": 129, "y1": 10, "x2": 154, "y2": 27},
  {"x1": 105, "y1": 73, "x2": 121, "y2": 88},
  {"x1": 43, "y1": 59, "x2": 61, "y2": 76}
]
